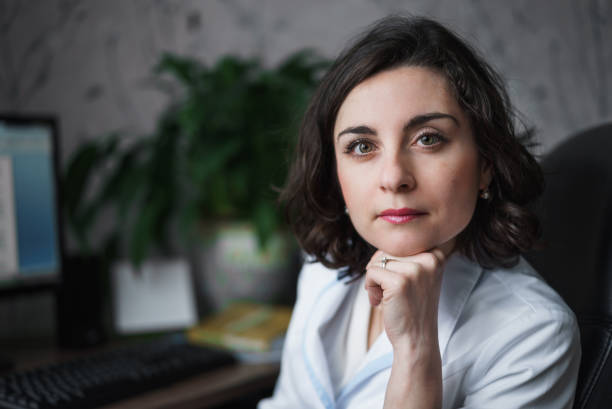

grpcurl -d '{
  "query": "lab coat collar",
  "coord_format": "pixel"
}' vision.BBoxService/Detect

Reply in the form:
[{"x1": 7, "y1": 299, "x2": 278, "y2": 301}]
[
  {"x1": 302, "y1": 253, "x2": 482, "y2": 408},
  {"x1": 302, "y1": 275, "x2": 352, "y2": 409},
  {"x1": 437, "y1": 253, "x2": 483, "y2": 361},
  {"x1": 350, "y1": 253, "x2": 483, "y2": 373}
]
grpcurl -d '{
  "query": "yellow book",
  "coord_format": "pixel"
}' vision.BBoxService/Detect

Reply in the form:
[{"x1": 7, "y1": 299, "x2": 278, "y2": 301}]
[{"x1": 187, "y1": 302, "x2": 292, "y2": 353}]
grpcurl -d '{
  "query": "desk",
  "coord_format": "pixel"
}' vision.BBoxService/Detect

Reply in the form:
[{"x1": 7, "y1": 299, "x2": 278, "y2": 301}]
[
  {"x1": 100, "y1": 363, "x2": 279, "y2": 409},
  {"x1": 3, "y1": 340, "x2": 280, "y2": 409}
]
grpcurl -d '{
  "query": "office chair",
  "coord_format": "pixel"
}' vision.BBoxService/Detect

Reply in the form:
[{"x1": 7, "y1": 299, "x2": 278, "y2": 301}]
[{"x1": 525, "y1": 122, "x2": 612, "y2": 409}]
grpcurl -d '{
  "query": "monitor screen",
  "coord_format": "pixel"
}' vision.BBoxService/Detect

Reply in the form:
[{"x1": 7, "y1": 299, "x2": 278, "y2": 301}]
[{"x1": 0, "y1": 116, "x2": 62, "y2": 291}]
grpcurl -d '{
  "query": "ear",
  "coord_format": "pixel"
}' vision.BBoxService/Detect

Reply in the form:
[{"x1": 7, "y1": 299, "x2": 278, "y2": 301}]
[{"x1": 479, "y1": 159, "x2": 493, "y2": 190}]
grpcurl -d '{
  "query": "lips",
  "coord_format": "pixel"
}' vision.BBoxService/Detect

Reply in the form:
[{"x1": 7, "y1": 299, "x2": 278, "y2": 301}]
[{"x1": 378, "y1": 208, "x2": 426, "y2": 224}]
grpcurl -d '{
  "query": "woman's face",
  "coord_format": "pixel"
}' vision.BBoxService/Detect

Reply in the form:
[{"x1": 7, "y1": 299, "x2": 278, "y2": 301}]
[{"x1": 333, "y1": 66, "x2": 491, "y2": 257}]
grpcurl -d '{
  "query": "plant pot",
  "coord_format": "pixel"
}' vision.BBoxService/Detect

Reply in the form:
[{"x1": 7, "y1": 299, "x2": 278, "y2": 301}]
[{"x1": 192, "y1": 223, "x2": 300, "y2": 315}]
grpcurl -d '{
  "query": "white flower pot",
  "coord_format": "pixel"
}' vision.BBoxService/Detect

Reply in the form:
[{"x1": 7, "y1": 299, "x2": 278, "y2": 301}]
[{"x1": 192, "y1": 223, "x2": 299, "y2": 314}]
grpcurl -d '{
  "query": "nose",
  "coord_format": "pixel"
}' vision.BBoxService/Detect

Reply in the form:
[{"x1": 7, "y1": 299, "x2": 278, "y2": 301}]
[{"x1": 379, "y1": 150, "x2": 416, "y2": 193}]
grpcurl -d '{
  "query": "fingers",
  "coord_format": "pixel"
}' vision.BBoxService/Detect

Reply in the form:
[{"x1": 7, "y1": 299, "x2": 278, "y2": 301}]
[
  {"x1": 365, "y1": 275, "x2": 384, "y2": 306},
  {"x1": 364, "y1": 264, "x2": 402, "y2": 306},
  {"x1": 364, "y1": 248, "x2": 446, "y2": 307},
  {"x1": 368, "y1": 247, "x2": 446, "y2": 274},
  {"x1": 401, "y1": 251, "x2": 445, "y2": 274},
  {"x1": 430, "y1": 247, "x2": 446, "y2": 264},
  {"x1": 366, "y1": 249, "x2": 385, "y2": 270}
]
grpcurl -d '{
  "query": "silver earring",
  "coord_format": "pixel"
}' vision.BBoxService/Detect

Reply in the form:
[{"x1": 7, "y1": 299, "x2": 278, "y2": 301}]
[
  {"x1": 480, "y1": 188, "x2": 491, "y2": 200},
  {"x1": 344, "y1": 206, "x2": 349, "y2": 215}
]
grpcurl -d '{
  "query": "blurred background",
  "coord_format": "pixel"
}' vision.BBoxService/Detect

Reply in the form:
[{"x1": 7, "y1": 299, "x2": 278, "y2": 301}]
[{"x1": 1, "y1": 0, "x2": 611, "y2": 344}]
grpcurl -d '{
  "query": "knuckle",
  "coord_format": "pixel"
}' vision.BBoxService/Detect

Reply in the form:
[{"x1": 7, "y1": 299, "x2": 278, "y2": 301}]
[
  {"x1": 394, "y1": 274, "x2": 410, "y2": 290},
  {"x1": 432, "y1": 248, "x2": 446, "y2": 264},
  {"x1": 423, "y1": 251, "x2": 443, "y2": 271},
  {"x1": 407, "y1": 262, "x2": 423, "y2": 276},
  {"x1": 424, "y1": 252, "x2": 438, "y2": 266}
]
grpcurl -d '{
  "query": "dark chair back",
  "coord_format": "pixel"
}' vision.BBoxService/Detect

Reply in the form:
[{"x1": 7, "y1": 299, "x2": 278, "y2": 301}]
[{"x1": 525, "y1": 123, "x2": 612, "y2": 409}]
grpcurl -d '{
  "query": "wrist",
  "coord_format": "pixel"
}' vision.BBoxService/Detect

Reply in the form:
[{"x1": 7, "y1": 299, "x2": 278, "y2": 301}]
[
  {"x1": 391, "y1": 336, "x2": 442, "y2": 383},
  {"x1": 392, "y1": 344, "x2": 441, "y2": 375},
  {"x1": 392, "y1": 331, "x2": 439, "y2": 359},
  {"x1": 385, "y1": 348, "x2": 442, "y2": 409}
]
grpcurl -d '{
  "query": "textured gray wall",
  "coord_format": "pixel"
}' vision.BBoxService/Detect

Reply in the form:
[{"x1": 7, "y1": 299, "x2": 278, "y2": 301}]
[
  {"x1": 1, "y1": 0, "x2": 611, "y2": 163},
  {"x1": 0, "y1": 1, "x2": 611, "y2": 339}
]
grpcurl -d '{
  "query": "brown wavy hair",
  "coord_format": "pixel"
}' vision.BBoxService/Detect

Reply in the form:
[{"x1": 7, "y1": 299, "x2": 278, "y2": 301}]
[{"x1": 280, "y1": 15, "x2": 544, "y2": 277}]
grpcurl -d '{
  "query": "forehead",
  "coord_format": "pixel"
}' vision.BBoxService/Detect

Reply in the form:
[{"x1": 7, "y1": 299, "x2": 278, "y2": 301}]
[{"x1": 334, "y1": 66, "x2": 465, "y2": 130}]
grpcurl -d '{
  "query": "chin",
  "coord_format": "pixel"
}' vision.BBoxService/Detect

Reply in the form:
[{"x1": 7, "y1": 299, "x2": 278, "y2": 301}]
[{"x1": 375, "y1": 240, "x2": 433, "y2": 258}]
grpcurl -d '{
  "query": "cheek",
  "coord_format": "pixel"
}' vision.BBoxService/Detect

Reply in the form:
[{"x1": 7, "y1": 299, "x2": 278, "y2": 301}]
[
  {"x1": 336, "y1": 161, "x2": 366, "y2": 208},
  {"x1": 436, "y1": 162, "x2": 481, "y2": 225},
  {"x1": 420, "y1": 152, "x2": 478, "y2": 213}
]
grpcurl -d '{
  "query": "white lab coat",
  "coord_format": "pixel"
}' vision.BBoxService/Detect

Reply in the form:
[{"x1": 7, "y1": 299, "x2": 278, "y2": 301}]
[{"x1": 258, "y1": 253, "x2": 581, "y2": 409}]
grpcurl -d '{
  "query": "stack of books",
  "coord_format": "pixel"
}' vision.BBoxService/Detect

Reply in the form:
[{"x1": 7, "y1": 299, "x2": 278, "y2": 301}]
[{"x1": 187, "y1": 302, "x2": 292, "y2": 363}]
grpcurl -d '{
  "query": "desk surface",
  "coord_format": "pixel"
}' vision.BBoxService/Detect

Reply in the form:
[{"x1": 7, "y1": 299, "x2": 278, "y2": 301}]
[
  {"x1": 3, "y1": 340, "x2": 280, "y2": 409},
  {"x1": 100, "y1": 362, "x2": 279, "y2": 409}
]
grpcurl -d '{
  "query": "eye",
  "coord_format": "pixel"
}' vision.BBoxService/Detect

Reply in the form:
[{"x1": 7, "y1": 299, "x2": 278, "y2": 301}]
[
  {"x1": 416, "y1": 132, "x2": 445, "y2": 147},
  {"x1": 345, "y1": 139, "x2": 376, "y2": 156}
]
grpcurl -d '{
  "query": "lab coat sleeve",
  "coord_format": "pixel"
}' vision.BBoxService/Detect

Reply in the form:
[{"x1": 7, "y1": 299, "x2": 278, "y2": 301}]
[{"x1": 460, "y1": 307, "x2": 581, "y2": 409}]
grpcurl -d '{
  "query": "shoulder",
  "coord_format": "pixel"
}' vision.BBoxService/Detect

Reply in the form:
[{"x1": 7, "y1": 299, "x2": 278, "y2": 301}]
[
  {"x1": 444, "y1": 257, "x2": 581, "y2": 407},
  {"x1": 445, "y1": 255, "x2": 577, "y2": 344},
  {"x1": 473, "y1": 257, "x2": 576, "y2": 324},
  {"x1": 453, "y1": 256, "x2": 578, "y2": 349},
  {"x1": 296, "y1": 258, "x2": 342, "y2": 296},
  {"x1": 291, "y1": 259, "x2": 346, "y2": 316},
  {"x1": 469, "y1": 257, "x2": 579, "y2": 355}
]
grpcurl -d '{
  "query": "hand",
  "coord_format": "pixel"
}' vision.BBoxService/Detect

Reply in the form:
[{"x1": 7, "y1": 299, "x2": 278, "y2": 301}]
[
  {"x1": 365, "y1": 248, "x2": 446, "y2": 351},
  {"x1": 366, "y1": 249, "x2": 446, "y2": 408}
]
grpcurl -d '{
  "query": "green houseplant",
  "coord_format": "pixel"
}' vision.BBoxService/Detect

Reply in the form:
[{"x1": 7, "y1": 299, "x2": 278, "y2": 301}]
[{"x1": 63, "y1": 50, "x2": 328, "y2": 268}]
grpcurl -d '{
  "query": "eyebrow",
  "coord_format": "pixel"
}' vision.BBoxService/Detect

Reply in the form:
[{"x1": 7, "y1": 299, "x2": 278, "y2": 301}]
[{"x1": 336, "y1": 112, "x2": 460, "y2": 141}]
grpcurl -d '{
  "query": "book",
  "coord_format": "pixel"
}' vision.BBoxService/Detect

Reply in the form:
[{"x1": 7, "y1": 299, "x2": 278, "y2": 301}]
[{"x1": 187, "y1": 302, "x2": 292, "y2": 355}]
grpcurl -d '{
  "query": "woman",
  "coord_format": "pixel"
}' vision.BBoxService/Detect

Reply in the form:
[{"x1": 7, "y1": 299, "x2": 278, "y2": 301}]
[{"x1": 259, "y1": 15, "x2": 580, "y2": 409}]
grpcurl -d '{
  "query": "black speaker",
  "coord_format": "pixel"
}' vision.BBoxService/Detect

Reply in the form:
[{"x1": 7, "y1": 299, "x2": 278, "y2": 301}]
[{"x1": 56, "y1": 255, "x2": 108, "y2": 348}]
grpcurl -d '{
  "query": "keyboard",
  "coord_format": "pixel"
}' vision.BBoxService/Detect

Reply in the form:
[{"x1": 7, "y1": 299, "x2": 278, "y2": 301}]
[{"x1": 0, "y1": 335, "x2": 236, "y2": 409}]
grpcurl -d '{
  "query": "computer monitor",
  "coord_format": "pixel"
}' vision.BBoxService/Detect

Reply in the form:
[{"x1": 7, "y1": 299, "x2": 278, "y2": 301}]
[{"x1": 0, "y1": 115, "x2": 63, "y2": 294}]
